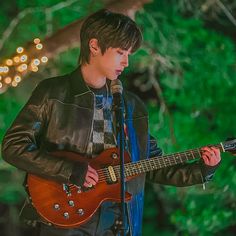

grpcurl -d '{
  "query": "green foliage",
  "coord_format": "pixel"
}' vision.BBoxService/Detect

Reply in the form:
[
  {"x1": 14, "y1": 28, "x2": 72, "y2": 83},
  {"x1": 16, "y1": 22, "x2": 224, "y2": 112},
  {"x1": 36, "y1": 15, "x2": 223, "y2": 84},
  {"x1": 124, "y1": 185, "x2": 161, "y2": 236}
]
[
  {"x1": 137, "y1": 1, "x2": 236, "y2": 235},
  {"x1": 0, "y1": 91, "x2": 26, "y2": 205},
  {"x1": 0, "y1": 0, "x2": 104, "y2": 57},
  {"x1": 54, "y1": 47, "x2": 80, "y2": 74},
  {"x1": 0, "y1": 0, "x2": 236, "y2": 235},
  {"x1": 0, "y1": 165, "x2": 25, "y2": 204},
  {"x1": 0, "y1": 0, "x2": 105, "y2": 218},
  {"x1": 0, "y1": 93, "x2": 23, "y2": 141}
]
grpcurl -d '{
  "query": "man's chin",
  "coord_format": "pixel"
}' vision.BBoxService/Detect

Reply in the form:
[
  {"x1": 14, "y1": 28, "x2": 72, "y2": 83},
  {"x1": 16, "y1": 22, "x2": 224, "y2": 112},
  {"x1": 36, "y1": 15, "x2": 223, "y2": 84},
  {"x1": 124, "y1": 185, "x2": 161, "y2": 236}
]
[{"x1": 107, "y1": 76, "x2": 118, "y2": 81}]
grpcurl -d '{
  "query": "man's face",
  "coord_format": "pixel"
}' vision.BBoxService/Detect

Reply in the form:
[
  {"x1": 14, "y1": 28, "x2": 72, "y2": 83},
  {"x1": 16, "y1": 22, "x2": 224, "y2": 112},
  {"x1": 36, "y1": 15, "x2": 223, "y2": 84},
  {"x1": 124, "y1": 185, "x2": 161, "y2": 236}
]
[{"x1": 94, "y1": 47, "x2": 132, "y2": 80}]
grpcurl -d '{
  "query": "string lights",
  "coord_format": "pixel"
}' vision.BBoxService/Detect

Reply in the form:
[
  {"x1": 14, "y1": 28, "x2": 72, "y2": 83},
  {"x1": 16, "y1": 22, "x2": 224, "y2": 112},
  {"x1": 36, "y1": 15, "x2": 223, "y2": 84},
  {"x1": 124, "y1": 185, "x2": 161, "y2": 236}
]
[{"x1": 0, "y1": 37, "x2": 48, "y2": 93}]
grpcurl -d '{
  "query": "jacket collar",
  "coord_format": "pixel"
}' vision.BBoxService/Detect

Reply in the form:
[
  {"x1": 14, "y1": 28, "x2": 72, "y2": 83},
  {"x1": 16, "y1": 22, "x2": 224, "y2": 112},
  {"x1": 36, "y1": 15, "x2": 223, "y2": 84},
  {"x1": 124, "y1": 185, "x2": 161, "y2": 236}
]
[
  {"x1": 69, "y1": 66, "x2": 91, "y2": 97},
  {"x1": 69, "y1": 65, "x2": 112, "y2": 97}
]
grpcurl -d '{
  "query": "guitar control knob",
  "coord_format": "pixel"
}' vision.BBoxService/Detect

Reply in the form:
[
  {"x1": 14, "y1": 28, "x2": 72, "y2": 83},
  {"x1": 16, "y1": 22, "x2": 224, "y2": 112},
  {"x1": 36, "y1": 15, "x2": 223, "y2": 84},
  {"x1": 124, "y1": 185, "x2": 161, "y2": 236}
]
[
  {"x1": 68, "y1": 200, "x2": 74, "y2": 207},
  {"x1": 111, "y1": 152, "x2": 118, "y2": 159},
  {"x1": 53, "y1": 204, "x2": 60, "y2": 210},
  {"x1": 63, "y1": 184, "x2": 71, "y2": 196},
  {"x1": 77, "y1": 208, "x2": 84, "y2": 216},
  {"x1": 63, "y1": 212, "x2": 69, "y2": 219}
]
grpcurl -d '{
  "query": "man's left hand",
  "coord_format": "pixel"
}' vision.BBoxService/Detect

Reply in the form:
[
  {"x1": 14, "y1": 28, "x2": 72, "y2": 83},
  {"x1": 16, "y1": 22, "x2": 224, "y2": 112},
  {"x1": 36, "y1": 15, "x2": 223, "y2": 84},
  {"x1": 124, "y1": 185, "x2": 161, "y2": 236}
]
[{"x1": 201, "y1": 146, "x2": 221, "y2": 166}]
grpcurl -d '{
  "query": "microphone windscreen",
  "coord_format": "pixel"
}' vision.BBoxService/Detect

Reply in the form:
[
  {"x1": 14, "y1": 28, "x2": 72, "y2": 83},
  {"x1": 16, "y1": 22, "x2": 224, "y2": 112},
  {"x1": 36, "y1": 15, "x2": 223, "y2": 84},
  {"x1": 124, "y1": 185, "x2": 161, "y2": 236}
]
[{"x1": 110, "y1": 79, "x2": 123, "y2": 95}]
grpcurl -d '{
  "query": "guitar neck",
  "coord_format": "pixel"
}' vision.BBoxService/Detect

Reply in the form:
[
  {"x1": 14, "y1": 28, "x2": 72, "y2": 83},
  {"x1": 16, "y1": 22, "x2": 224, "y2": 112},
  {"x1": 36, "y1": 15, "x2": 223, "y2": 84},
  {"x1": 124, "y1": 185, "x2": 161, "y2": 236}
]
[{"x1": 122, "y1": 143, "x2": 223, "y2": 178}]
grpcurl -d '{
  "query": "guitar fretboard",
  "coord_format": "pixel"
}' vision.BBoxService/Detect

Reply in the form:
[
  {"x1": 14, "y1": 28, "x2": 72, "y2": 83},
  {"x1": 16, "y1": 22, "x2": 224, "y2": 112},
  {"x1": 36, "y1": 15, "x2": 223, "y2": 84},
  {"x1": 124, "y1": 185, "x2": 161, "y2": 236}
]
[{"x1": 112, "y1": 144, "x2": 222, "y2": 179}]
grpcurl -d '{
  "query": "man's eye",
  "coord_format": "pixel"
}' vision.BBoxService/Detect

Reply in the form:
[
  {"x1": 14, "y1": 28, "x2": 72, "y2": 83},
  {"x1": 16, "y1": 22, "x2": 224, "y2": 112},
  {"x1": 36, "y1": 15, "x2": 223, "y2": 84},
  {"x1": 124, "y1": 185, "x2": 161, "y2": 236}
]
[{"x1": 117, "y1": 51, "x2": 123, "y2": 55}]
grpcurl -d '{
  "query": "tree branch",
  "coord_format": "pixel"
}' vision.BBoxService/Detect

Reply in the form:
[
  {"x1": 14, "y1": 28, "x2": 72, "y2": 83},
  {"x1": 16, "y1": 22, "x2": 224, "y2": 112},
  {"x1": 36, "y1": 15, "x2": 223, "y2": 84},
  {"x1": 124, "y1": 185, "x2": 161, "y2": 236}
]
[
  {"x1": 148, "y1": 63, "x2": 176, "y2": 144},
  {"x1": 216, "y1": 0, "x2": 236, "y2": 27},
  {"x1": 0, "y1": 0, "x2": 79, "y2": 52},
  {"x1": 0, "y1": 0, "x2": 153, "y2": 93}
]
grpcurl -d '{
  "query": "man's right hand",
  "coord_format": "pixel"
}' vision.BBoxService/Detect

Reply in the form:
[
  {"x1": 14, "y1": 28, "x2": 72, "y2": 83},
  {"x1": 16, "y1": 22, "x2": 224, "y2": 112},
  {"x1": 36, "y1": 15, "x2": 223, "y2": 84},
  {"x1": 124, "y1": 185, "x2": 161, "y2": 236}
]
[{"x1": 83, "y1": 165, "x2": 99, "y2": 188}]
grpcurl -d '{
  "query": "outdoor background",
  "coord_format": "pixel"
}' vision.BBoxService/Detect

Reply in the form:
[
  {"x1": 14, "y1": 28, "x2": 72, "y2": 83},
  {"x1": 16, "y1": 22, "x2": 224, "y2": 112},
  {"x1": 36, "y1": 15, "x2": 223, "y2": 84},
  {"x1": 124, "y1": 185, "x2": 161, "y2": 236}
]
[{"x1": 0, "y1": 0, "x2": 236, "y2": 235}]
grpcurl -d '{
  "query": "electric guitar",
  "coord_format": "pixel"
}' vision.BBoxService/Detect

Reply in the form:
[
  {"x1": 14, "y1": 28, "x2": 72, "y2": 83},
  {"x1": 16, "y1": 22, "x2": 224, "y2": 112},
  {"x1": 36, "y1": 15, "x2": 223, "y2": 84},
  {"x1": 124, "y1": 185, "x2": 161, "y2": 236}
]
[{"x1": 26, "y1": 139, "x2": 236, "y2": 228}]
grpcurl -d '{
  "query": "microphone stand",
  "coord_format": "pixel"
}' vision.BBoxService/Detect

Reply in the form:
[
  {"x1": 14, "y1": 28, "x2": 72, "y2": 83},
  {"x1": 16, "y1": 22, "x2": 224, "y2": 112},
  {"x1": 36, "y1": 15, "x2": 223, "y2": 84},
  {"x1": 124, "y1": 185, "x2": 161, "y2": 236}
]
[{"x1": 113, "y1": 93, "x2": 126, "y2": 236}]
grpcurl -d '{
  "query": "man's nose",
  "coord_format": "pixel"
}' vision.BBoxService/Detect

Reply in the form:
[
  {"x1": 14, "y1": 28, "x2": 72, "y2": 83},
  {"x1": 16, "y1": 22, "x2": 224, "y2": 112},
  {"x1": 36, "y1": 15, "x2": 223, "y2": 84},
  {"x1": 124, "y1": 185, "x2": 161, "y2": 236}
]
[{"x1": 122, "y1": 55, "x2": 129, "y2": 67}]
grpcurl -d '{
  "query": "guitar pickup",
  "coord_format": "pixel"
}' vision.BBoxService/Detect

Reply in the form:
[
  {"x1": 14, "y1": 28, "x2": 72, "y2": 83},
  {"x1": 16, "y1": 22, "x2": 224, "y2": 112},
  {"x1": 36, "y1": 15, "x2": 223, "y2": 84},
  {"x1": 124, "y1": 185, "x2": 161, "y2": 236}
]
[{"x1": 106, "y1": 166, "x2": 118, "y2": 184}]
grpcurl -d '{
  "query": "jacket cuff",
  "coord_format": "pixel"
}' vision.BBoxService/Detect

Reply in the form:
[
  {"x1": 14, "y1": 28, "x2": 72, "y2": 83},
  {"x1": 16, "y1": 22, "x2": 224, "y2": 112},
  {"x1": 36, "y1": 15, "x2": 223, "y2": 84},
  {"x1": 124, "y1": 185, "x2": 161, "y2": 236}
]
[
  {"x1": 69, "y1": 162, "x2": 88, "y2": 186},
  {"x1": 201, "y1": 161, "x2": 221, "y2": 182}
]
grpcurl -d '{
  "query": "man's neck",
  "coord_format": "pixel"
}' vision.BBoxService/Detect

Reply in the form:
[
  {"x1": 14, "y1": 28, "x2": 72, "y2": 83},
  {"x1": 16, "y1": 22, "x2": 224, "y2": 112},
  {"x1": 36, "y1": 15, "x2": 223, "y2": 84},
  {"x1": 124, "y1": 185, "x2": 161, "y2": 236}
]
[{"x1": 81, "y1": 63, "x2": 106, "y2": 89}]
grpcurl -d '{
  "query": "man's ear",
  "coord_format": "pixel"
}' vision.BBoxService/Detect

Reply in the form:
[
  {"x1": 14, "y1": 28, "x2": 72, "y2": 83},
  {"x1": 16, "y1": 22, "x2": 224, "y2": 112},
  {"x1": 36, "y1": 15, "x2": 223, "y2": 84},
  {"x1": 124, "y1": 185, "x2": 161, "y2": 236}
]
[{"x1": 89, "y1": 38, "x2": 100, "y2": 56}]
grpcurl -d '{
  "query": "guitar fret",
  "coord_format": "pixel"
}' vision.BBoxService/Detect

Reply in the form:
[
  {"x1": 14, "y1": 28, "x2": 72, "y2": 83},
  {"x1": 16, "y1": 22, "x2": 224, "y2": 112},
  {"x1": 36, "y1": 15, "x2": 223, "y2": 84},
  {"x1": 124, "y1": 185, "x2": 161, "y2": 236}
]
[
  {"x1": 116, "y1": 144, "x2": 223, "y2": 181},
  {"x1": 114, "y1": 166, "x2": 120, "y2": 179},
  {"x1": 183, "y1": 152, "x2": 188, "y2": 161},
  {"x1": 157, "y1": 158, "x2": 161, "y2": 168},
  {"x1": 170, "y1": 157, "x2": 175, "y2": 166},
  {"x1": 125, "y1": 166, "x2": 130, "y2": 177},
  {"x1": 175, "y1": 153, "x2": 181, "y2": 164},
  {"x1": 144, "y1": 159, "x2": 150, "y2": 172},
  {"x1": 138, "y1": 162, "x2": 144, "y2": 173},
  {"x1": 165, "y1": 156, "x2": 170, "y2": 167},
  {"x1": 167, "y1": 155, "x2": 172, "y2": 166},
  {"x1": 146, "y1": 159, "x2": 152, "y2": 171},
  {"x1": 197, "y1": 148, "x2": 202, "y2": 158},
  {"x1": 152, "y1": 158, "x2": 158, "y2": 169},
  {"x1": 133, "y1": 164, "x2": 138, "y2": 174},
  {"x1": 173, "y1": 154, "x2": 177, "y2": 164},
  {"x1": 129, "y1": 163, "x2": 134, "y2": 176},
  {"x1": 125, "y1": 164, "x2": 131, "y2": 177},
  {"x1": 130, "y1": 164, "x2": 135, "y2": 176},
  {"x1": 137, "y1": 162, "x2": 143, "y2": 173},
  {"x1": 190, "y1": 150, "x2": 194, "y2": 159},
  {"x1": 163, "y1": 157, "x2": 167, "y2": 167},
  {"x1": 27, "y1": 140, "x2": 233, "y2": 229},
  {"x1": 191, "y1": 149, "x2": 198, "y2": 159},
  {"x1": 186, "y1": 152, "x2": 191, "y2": 160},
  {"x1": 148, "y1": 159, "x2": 153, "y2": 170},
  {"x1": 140, "y1": 160, "x2": 146, "y2": 173},
  {"x1": 163, "y1": 157, "x2": 169, "y2": 167},
  {"x1": 131, "y1": 164, "x2": 135, "y2": 175}
]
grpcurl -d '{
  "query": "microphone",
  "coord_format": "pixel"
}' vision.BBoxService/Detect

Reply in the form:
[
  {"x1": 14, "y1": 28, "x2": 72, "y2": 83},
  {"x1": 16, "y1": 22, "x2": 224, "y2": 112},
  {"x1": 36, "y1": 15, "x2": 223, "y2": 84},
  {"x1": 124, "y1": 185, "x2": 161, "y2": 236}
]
[
  {"x1": 110, "y1": 79, "x2": 123, "y2": 95},
  {"x1": 110, "y1": 79, "x2": 123, "y2": 110}
]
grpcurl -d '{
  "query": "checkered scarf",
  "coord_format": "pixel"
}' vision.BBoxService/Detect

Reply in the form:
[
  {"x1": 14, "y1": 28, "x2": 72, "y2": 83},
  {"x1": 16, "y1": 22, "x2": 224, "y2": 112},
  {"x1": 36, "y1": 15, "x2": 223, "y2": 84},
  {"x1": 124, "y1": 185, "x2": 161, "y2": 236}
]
[{"x1": 86, "y1": 85, "x2": 116, "y2": 157}]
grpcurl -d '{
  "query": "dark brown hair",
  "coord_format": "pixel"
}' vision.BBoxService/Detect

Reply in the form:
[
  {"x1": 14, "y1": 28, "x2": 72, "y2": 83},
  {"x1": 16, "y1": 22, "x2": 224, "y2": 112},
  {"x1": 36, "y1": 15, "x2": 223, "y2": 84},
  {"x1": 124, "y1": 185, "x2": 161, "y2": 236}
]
[{"x1": 79, "y1": 9, "x2": 142, "y2": 65}]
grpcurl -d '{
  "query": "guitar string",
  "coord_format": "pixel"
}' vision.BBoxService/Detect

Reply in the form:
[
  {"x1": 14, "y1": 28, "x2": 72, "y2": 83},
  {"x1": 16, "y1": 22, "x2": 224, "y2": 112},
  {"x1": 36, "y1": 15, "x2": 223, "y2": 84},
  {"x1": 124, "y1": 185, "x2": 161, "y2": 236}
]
[
  {"x1": 100, "y1": 149, "x2": 201, "y2": 181},
  {"x1": 67, "y1": 143, "x2": 226, "y2": 191},
  {"x1": 82, "y1": 144, "x2": 221, "y2": 185},
  {"x1": 87, "y1": 149, "x2": 203, "y2": 184},
  {"x1": 111, "y1": 149, "x2": 202, "y2": 178},
  {"x1": 69, "y1": 147, "x2": 219, "y2": 186},
  {"x1": 87, "y1": 149, "x2": 202, "y2": 183}
]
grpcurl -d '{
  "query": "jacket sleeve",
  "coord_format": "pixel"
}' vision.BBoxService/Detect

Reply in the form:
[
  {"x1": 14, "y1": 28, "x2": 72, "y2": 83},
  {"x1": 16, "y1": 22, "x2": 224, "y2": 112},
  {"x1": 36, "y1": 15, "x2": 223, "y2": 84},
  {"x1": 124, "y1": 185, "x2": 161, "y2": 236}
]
[
  {"x1": 1, "y1": 82, "x2": 74, "y2": 183},
  {"x1": 146, "y1": 135, "x2": 218, "y2": 187}
]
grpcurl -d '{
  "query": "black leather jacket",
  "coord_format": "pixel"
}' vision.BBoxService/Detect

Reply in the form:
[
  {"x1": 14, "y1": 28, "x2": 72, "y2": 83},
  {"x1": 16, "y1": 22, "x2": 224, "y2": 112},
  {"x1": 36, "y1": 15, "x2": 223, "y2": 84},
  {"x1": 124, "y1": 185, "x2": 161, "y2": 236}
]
[{"x1": 2, "y1": 67, "x2": 212, "y2": 235}]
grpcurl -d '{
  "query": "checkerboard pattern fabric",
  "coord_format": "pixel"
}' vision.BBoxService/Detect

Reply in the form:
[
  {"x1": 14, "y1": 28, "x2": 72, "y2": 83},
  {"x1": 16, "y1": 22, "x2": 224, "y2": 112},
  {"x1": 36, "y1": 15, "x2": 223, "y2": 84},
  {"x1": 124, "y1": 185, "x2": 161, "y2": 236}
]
[{"x1": 86, "y1": 85, "x2": 116, "y2": 157}]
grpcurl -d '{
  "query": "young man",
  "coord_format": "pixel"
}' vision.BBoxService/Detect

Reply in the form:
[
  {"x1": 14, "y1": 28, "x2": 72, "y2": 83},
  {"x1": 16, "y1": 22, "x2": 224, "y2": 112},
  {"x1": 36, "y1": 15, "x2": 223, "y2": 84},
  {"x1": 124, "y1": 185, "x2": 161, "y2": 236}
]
[{"x1": 2, "y1": 9, "x2": 221, "y2": 236}]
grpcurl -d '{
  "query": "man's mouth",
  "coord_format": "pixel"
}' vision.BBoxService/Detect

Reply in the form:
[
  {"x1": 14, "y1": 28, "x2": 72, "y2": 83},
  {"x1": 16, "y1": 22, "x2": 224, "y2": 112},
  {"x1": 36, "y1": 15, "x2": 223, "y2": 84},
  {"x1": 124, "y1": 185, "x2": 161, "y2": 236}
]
[{"x1": 115, "y1": 70, "x2": 123, "y2": 75}]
